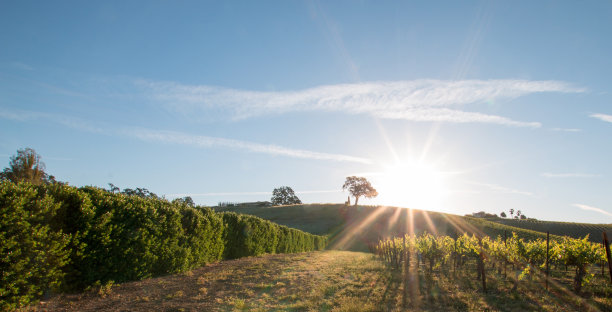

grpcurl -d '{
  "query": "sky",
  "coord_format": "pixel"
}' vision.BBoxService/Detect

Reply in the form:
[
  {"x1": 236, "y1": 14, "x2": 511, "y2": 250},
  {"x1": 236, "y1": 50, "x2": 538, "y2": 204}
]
[{"x1": 1, "y1": 0, "x2": 612, "y2": 223}]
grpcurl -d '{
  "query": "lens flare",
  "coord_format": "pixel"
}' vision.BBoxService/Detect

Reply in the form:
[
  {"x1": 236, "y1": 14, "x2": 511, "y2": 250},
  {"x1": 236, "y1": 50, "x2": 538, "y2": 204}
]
[{"x1": 374, "y1": 162, "x2": 449, "y2": 211}]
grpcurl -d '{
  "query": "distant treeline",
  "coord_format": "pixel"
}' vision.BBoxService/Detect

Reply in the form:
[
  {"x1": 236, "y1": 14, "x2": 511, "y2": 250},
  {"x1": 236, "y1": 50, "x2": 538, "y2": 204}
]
[{"x1": 0, "y1": 181, "x2": 327, "y2": 311}]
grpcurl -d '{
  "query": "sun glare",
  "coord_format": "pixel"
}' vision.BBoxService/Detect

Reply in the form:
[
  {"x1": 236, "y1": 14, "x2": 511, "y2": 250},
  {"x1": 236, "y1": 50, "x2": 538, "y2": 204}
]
[{"x1": 374, "y1": 162, "x2": 448, "y2": 211}]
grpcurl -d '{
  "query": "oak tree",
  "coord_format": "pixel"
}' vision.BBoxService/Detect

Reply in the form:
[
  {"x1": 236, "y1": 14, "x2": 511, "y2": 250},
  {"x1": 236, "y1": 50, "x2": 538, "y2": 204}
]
[
  {"x1": 271, "y1": 186, "x2": 302, "y2": 205},
  {"x1": 342, "y1": 176, "x2": 378, "y2": 206}
]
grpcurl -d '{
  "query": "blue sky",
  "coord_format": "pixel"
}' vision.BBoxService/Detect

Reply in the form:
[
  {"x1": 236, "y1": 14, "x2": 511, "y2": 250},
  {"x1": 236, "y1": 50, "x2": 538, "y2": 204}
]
[{"x1": 2, "y1": 1, "x2": 612, "y2": 223}]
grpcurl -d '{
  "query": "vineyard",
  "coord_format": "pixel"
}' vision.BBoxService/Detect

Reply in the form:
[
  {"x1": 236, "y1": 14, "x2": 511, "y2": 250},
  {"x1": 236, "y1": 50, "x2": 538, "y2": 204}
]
[
  {"x1": 491, "y1": 218, "x2": 612, "y2": 243},
  {"x1": 375, "y1": 232, "x2": 612, "y2": 299}
]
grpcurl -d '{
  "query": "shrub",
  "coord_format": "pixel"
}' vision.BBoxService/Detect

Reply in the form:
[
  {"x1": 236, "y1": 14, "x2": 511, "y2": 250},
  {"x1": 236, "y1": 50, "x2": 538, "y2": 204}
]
[
  {"x1": 0, "y1": 182, "x2": 326, "y2": 309},
  {"x1": 0, "y1": 182, "x2": 70, "y2": 310}
]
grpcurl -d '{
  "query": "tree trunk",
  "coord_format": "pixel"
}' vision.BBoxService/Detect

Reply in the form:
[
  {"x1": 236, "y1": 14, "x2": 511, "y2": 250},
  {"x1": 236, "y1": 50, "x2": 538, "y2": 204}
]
[
  {"x1": 354, "y1": 196, "x2": 359, "y2": 206},
  {"x1": 429, "y1": 257, "x2": 434, "y2": 273},
  {"x1": 574, "y1": 265, "x2": 586, "y2": 293}
]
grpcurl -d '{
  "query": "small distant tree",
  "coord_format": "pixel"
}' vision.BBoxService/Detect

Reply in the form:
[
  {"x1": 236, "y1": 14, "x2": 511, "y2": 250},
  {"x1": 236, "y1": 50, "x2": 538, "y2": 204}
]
[
  {"x1": 516, "y1": 210, "x2": 522, "y2": 219},
  {"x1": 122, "y1": 187, "x2": 158, "y2": 199},
  {"x1": 500, "y1": 211, "x2": 507, "y2": 218},
  {"x1": 342, "y1": 176, "x2": 378, "y2": 206},
  {"x1": 0, "y1": 148, "x2": 53, "y2": 185},
  {"x1": 520, "y1": 214, "x2": 527, "y2": 220},
  {"x1": 509, "y1": 208, "x2": 514, "y2": 219},
  {"x1": 108, "y1": 183, "x2": 120, "y2": 193},
  {"x1": 172, "y1": 196, "x2": 195, "y2": 207},
  {"x1": 271, "y1": 186, "x2": 302, "y2": 205}
]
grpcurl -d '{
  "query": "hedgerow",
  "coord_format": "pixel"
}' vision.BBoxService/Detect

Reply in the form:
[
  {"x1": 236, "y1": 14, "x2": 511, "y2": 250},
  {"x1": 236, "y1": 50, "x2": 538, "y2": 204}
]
[
  {"x1": 0, "y1": 181, "x2": 327, "y2": 310},
  {"x1": 0, "y1": 182, "x2": 70, "y2": 311}
]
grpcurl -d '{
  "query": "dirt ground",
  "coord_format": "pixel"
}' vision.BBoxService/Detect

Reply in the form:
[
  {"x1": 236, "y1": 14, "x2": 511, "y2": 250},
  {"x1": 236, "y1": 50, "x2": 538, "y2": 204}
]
[{"x1": 23, "y1": 251, "x2": 612, "y2": 312}]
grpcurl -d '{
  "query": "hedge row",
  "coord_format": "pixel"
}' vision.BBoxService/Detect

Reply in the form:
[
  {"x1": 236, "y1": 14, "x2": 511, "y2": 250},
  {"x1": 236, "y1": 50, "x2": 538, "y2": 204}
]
[{"x1": 0, "y1": 181, "x2": 327, "y2": 311}]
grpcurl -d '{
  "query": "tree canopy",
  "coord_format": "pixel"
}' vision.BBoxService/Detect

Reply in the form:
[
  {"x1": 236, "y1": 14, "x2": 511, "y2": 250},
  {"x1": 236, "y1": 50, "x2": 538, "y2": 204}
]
[
  {"x1": 271, "y1": 186, "x2": 302, "y2": 205},
  {"x1": 342, "y1": 176, "x2": 378, "y2": 205},
  {"x1": 0, "y1": 148, "x2": 55, "y2": 185}
]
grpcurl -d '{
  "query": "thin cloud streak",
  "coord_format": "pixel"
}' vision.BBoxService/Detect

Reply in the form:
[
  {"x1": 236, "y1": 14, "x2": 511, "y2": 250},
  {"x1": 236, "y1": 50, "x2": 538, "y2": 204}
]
[
  {"x1": 466, "y1": 181, "x2": 534, "y2": 196},
  {"x1": 125, "y1": 128, "x2": 372, "y2": 164},
  {"x1": 140, "y1": 79, "x2": 584, "y2": 127},
  {"x1": 167, "y1": 189, "x2": 341, "y2": 197},
  {"x1": 590, "y1": 113, "x2": 612, "y2": 123},
  {"x1": 0, "y1": 109, "x2": 109, "y2": 134},
  {"x1": 550, "y1": 128, "x2": 582, "y2": 132},
  {"x1": 573, "y1": 204, "x2": 612, "y2": 218},
  {"x1": 168, "y1": 191, "x2": 271, "y2": 197},
  {"x1": 0, "y1": 109, "x2": 372, "y2": 164},
  {"x1": 541, "y1": 173, "x2": 601, "y2": 178}
]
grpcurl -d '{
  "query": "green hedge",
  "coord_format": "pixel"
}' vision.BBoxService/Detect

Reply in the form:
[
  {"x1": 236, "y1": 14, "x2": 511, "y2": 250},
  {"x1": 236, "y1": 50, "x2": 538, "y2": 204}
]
[
  {"x1": 0, "y1": 182, "x2": 70, "y2": 311},
  {"x1": 222, "y1": 212, "x2": 325, "y2": 259},
  {"x1": 0, "y1": 181, "x2": 327, "y2": 310}
]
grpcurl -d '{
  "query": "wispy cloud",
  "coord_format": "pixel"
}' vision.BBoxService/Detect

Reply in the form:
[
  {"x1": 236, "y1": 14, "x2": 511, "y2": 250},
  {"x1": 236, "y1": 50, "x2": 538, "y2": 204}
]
[
  {"x1": 167, "y1": 189, "x2": 341, "y2": 198},
  {"x1": 167, "y1": 191, "x2": 271, "y2": 197},
  {"x1": 0, "y1": 109, "x2": 371, "y2": 164},
  {"x1": 139, "y1": 79, "x2": 584, "y2": 127},
  {"x1": 590, "y1": 113, "x2": 612, "y2": 123},
  {"x1": 0, "y1": 109, "x2": 108, "y2": 134},
  {"x1": 573, "y1": 204, "x2": 612, "y2": 218},
  {"x1": 541, "y1": 173, "x2": 601, "y2": 178},
  {"x1": 126, "y1": 128, "x2": 372, "y2": 164},
  {"x1": 467, "y1": 181, "x2": 534, "y2": 196},
  {"x1": 550, "y1": 128, "x2": 582, "y2": 132}
]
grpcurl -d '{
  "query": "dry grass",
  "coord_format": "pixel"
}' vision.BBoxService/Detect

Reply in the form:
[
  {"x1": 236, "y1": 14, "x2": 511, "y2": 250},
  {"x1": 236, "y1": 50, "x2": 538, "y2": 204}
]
[{"x1": 24, "y1": 251, "x2": 612, "y2": 312}]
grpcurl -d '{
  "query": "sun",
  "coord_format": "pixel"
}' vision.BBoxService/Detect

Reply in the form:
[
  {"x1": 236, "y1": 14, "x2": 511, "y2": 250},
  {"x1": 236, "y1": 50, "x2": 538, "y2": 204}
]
[{"x1": 373, "y1": 161, "x2": 449, "y2": 211}]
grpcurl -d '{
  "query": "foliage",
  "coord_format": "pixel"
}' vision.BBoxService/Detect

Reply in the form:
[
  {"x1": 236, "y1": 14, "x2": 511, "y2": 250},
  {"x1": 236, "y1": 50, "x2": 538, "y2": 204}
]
[
  {"x1": 270, "y1": 186, "x2": 302, "y2": 205},
  {"x1": 0, "y1": 148, "x2": 54, "y2": 185},
  {"x1": 0, "y1": 182, "x2": 70, "y2": 311},
  {"x1": 376, "y1": 231, "x2": 607, "y2": 294},
  {"x1": 553, "y1": 235, "x2": 605, "y2": 292},
  {"x1": 222, "y1": 212, "x2": 325, "y2": 259},
  {"x1": 172, "y1": 196, "x2": 195, "y2": 207},
  {"x1": 500, "y1": 212, "x2": 507, "y2": 218},
  {"x1": 342, "y1": 176, "x2": 378, "y2": 205},
  {"x1": 489, "y1": 218, "x2": 612, "y2": 243},
  {"x1": 0, "y1": 180, "x2": 326, "y2": 310}
]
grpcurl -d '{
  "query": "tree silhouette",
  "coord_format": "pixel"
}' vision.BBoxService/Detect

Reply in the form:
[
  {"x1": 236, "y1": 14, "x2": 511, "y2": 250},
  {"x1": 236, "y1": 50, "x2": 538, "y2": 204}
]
[
  {"x1": 509, "y1": 208, "x2": 514, "y2": 219},
  {"x1": 271, "y1": 186, "x2": 302, "y2": 205},
  {"x1": 0, "y1": 148, "x2": 52, "y2": 185},
  {"x1": 342, "y1": 176, "x2": 378, "y2": 206},
  {"x1": 172, "y1": 196, "x2": 195, "y2": 207},
  {"x1": 500, "y1": 211, "x2": 507, "y2": 218}
]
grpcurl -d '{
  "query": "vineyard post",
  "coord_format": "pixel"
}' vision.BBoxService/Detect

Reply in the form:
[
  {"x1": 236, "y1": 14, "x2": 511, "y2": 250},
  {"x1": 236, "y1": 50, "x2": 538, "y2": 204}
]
[
  {"x1": 504, "y1": 230, "x2": 507, "y2": 278},
  {"x1": 395, "y1": 236, "x2": 400, "y2": 268},
  {"x1": 402, "y1": 233, "x2": 410, "y2": 271},
  {"x1": 545, "y1": 231, "x2": 549, "y2": 290},
  {"x1": 603, "y1": 238, "x2": 606, "y2": 277},
  {"x1": 453, "y1": 237, "x2": 457, "y2": 275},
  {"x1": 479, "y1": 237, "x2": 487, "y2": 294},
  {"x1": 603, "y1": 232, "x2": 612, "y2": 284}
]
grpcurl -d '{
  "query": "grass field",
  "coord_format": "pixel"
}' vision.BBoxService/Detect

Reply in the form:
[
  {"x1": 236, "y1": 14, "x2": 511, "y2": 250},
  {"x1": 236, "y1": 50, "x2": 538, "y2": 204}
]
[{"x1": 26, "y1": 250, "x2": 612, "y2": 312}]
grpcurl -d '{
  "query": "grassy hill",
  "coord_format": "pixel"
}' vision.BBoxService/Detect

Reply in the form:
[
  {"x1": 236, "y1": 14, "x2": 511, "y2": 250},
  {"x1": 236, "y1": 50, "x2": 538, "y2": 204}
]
[
  {"x1": 214, "y1": 204, "x2": 555, "y2": 251},
  {"x1": 487, "y1": 218, "x2": 612, "y2": 243}
]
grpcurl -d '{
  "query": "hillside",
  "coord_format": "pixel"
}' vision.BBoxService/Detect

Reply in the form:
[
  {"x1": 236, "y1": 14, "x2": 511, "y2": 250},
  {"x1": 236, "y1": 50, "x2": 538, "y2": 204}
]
[
  {"x1": 488, "y1": 218, "x2": 612, "y2": 243},
  {"x1": 214, "y1": 204, "x2": 555, "y2": 251}
]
